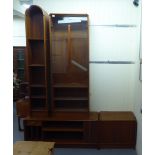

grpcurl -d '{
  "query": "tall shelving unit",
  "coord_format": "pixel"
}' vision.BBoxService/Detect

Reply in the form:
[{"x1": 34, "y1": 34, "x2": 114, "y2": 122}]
[
  {"x1": 24, "y1": 6, "x2": 137, "y2": 148},
  {"x1": 25, "y1": 5, "x2": 50, "y2": 116},
  {"x1": 49, "y1": 14, "x2": 89, "y2": 113}
]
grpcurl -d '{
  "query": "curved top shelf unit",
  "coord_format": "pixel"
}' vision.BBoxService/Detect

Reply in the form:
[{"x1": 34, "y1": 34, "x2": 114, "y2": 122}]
[
  {"x1": 25, "y1": 5, "x2": 47, "y2": 16},
  {"x1": 25, "y1": 5, "x2": 49, "y2": 40}
]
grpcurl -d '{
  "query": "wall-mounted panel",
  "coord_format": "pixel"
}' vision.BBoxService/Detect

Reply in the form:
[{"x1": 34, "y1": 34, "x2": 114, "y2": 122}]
[
  {"x1": 89, "y1": 26, "x2": 140, "y2": 61},
  {"x1": 89, "y1": 64, "x2": 135, "y2": 111}
]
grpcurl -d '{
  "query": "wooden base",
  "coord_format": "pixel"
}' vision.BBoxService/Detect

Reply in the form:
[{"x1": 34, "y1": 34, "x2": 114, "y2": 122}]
[{"x1": 23, "y1": 111, "x2": 137, "y2": 149}]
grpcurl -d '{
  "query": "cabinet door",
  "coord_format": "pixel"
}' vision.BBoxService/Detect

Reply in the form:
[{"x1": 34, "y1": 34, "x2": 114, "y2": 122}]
[
  {"x1": 100, "y1": 121, "x2": 136, "y2": 148},
  {"x1": 50, "y1": 14, "x2": 89, "y2": 112}
]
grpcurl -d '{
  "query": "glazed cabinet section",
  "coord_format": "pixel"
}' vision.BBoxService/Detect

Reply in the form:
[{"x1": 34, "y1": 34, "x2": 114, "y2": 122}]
[{"x1": 50, "y1": 14, "x2": 89, "y2": 113}]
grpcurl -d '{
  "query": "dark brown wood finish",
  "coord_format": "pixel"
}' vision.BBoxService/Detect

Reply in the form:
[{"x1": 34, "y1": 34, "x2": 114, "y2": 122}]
[
  {"x1": 99, "y1": 111, "x2": 137, "y2": 148},
  {"x1": 23, "y1": 6, "x2": 137, "y2": 149},
  {"x1": 24, "y1": 112, "x2": 98, "y2": 148},
  {"x1": 16, "y1": 98, "x2": 30, "y2": 131},
  {"x1": 25, "y1": 5, "x2": 50, "y2": 116},
  {"x1": 49, "y1": 14, "x2": 89, "y2": 113}
]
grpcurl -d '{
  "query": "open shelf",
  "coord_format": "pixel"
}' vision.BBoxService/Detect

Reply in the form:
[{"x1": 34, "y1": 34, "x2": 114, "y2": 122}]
[
  {"x1": 55, "y1": 100, "x2": 88, "y2": 109},
  {"x1": 42, "y1": 120, "x2": 84, "y2": 140},
  {"x1": 53, "y1": 86, "x2": 89, "y2": 111},
  {"x1": 54, "y1": 87, "x2": 88, "y2": 98},
  {"x1": 55, "y1": 108, "x2": 89, "y2": 112},
  {"x1": 29, "y1": 64, "x2": 45, "y2": 67},
  {"x1": 24, "y1": 126, "x2": 42, "y2": 141},
  {"x1": 30, "y1": 98, "x2": 46, "y2": 109},
  {"x1": 30, "y1": 87, "x2": 46, "y2": 96},
  {"x1": 24, "y1": 112, "x2": 99, "y2": 147},
  {"x1": 42, "y1": 131, "x2": 84, "y2": 140},
  {"x1": 42, "y1": 127, "x2": 83, "y2": 132},
  {"x1": 53, "y1": 83, "x2": 88, "y2": 88},
  {"x1": 54, "y1": 97, "x2": 88, "y2": 101},
  {"x1": 29, "y1": 67, "x2": 45, "y2": 85},
  {"x1": 30, "y1": 84, "x2": 45, "y2": 88},
  {"x1": 31, "y1": 95, "x2": 46, "y2": 99},
  {"x1": 26, "y1": 6, "x2": 44, "y2": 39},
  {"x1": 43, "y1": 121, "x2": 83, "y2": 128},
  {"x1": 28, "y1": 40, "x2": 45, "y2": 65},
  {"x1": 25, "y1": 5, "x2": 50, "y2": 115}
]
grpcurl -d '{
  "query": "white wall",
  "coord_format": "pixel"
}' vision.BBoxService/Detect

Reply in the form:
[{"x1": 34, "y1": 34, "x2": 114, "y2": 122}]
[
  {"x1": 133, "y1": 66, "x2": 142, "y2": 155},
  {"x1": 13, "y1": 16, "x2": 26, "y2": 46},
  {"x1": 13, "y1": 0, "x2": 142, "y2": 154}
]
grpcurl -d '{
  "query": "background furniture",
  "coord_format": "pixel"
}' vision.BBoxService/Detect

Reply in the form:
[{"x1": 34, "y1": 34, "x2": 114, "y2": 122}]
[
  {"x1": 13, "y1": 47, "x2": 28, "y2": 100},
  {"x1": 16, "y1": 98, "x2": 30, "y2": 131}
]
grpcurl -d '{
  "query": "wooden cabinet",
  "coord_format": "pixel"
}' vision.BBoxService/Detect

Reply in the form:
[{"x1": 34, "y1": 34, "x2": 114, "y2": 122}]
[
  {"x1": 24, "y1": 111, "x2": 137, "y2": 148},
  {"x1": 99, "y1": 111, "x2": 137, "y2": 148},
  {"x1": 49, "y1": 14, "x2": 89, "y2": 113},
  {"x1": 24, "y1": 112, "x2": 98, "y2": 148},
  {"x1": 25, "y1": 5, "x2": 50, "y2": 116}
]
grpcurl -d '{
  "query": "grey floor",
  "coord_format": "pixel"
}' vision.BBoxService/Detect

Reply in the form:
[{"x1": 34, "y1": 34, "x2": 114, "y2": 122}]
[{"x1": 13, "y1": 103, "x2": 137, "y2": 155}]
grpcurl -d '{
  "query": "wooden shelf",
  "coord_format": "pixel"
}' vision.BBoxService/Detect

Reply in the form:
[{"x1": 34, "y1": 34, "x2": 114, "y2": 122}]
[
  {"x1": 31, "y1": 95, "x2": 46, "y2": 99},
  {"x1": 17, "y1": 59, "x2": 24, "y2": 61},
  {"x1": 29, "y1": 64, "x2": 45, "y2": 67},
  {"x1": 30, "y1": 84, "x2": 45, "y2": 87},
  {"x1": 54, "y1": 97, "x2": 88, "y2": 101},
  {"x1": 42, "y1": 127, "x2": 83, "y2": 132},
  {"x1": 17, "y1": 68, "x2": 24, "y2": 70},
  {"x1": 55, "y1": 108, "x2": 88, "y2": 112},
  {"x1": 54, "y1": 83, "x2": 88, "y2": 88},
  {"x1": 25, "y1": 5, "x2": 50, "y2": 115},
  {"x1": 28, "y1": 38, "x2": 44, "y2": 41}
]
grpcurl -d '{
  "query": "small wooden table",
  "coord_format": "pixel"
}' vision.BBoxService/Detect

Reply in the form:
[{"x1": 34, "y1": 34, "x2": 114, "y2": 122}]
[{"x1": 13, "y1": 141, "x2": 55, "y2": 155}]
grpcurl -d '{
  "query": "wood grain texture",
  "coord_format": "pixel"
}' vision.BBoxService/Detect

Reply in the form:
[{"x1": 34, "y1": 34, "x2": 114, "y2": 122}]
[{"x1": 13, "y1": 141, "x2": 55, "y2": 155}]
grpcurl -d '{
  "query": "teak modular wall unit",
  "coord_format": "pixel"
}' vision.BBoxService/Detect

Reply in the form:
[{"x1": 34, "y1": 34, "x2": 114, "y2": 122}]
[
  {"x1": 25, "y1": 5, "x2": 50, "y2": 116},
  {"x1": 49, "y1": 14, "x2": 89, "y2": 113},
  {"x1": 24, "y1": 5, "x2": 137, "y2": 149}
]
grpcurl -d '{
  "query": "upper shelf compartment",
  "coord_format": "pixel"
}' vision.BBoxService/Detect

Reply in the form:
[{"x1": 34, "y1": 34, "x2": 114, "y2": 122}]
[{"x1": 25, "y1": 5, "x2": 48, "y2": 40}]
